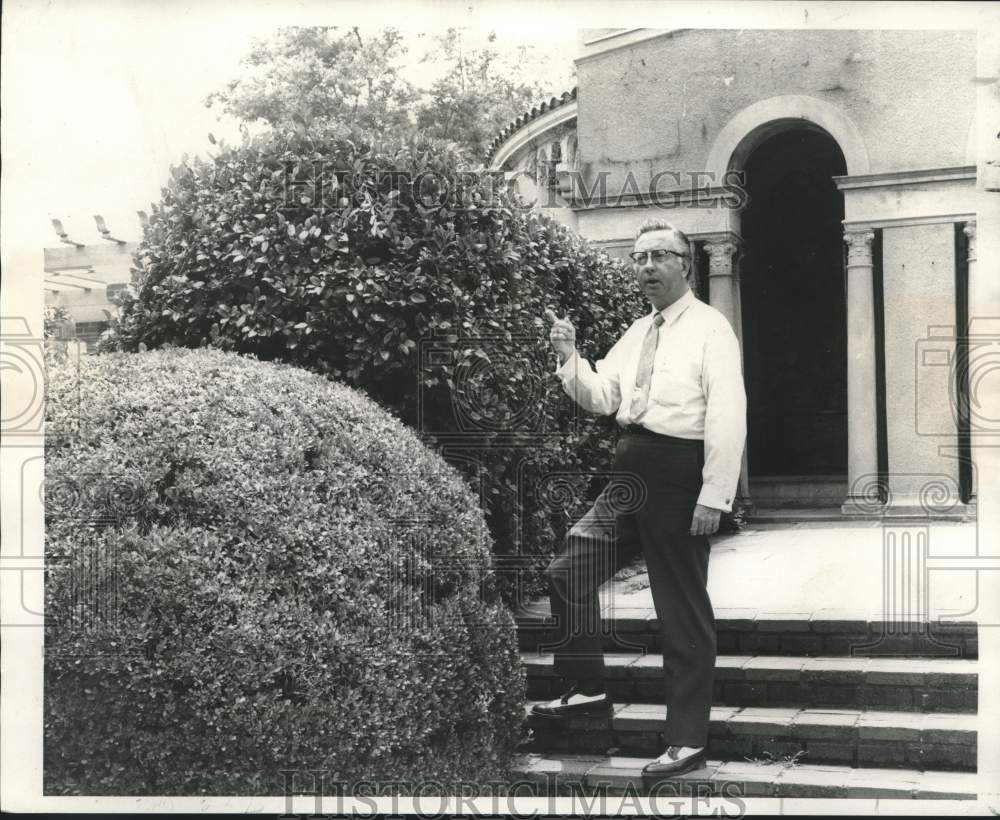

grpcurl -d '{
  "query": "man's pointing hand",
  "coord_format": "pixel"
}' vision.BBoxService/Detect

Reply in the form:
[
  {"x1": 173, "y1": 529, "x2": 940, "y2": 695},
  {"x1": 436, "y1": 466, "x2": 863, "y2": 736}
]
[{"x1": 544, "y1": 308, "x2": 576, "y2": 364}]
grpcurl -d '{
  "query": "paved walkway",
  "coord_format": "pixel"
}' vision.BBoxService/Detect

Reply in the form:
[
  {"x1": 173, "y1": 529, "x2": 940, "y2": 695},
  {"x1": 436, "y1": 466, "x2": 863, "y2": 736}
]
[{"x1": 571, "y1": 520, "x2": 999, "y2": 624}]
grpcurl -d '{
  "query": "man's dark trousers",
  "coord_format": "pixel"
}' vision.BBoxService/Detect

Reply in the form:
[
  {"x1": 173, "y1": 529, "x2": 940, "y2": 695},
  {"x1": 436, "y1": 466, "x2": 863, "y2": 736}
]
[{"x1": 544, "y1": 427, "x2": 716, "y2": 747}]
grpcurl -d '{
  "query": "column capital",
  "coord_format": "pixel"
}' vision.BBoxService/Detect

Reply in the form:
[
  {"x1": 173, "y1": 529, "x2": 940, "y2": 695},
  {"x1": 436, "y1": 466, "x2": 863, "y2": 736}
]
[
  {"x1": 844, "y1": 230, "x2": 874, "y2": 266},
  {"x1": 705, "y1": 239, "x2": 740, "y2": 276},
  {"x1": 963, "y1": 221, "x2": 976, "y2": 263}
]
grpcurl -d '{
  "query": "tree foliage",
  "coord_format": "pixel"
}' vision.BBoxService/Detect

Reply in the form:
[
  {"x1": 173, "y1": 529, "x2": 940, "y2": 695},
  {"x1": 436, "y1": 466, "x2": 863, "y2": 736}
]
[
  {"x1": 103, "y1": 126, "x2": 645, "y2": 605},
  {"x1": 205, "y1": 26, "x2": 562, "y2": 163},
  {"x1": 205, "y1": 27, "x2": 419, "y2": 139},
  {"x1": 415, "y1": 30, "x2": 553, "y2": 160}
]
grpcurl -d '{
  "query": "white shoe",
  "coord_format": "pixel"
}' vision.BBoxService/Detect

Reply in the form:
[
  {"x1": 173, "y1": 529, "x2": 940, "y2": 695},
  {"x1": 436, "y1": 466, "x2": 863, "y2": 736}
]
[
  {"x1": 531, "y1": 683, "x2": 611, "y2": 717},
  {"x1": 642, "y1": 745, "x2": 707, "y2": 776}
]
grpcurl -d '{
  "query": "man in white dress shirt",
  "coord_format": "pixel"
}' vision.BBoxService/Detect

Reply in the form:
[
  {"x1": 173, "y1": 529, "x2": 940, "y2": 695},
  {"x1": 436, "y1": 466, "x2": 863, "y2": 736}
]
[{"x1": 532, "y1": 219, "x2": 747, "y2": 779}]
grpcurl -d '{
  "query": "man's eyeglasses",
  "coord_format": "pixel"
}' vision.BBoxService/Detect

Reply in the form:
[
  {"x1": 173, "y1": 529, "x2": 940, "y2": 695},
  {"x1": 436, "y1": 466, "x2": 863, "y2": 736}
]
[{"x1": 629, "y1": 249, "x2": 688, "y2": 265}]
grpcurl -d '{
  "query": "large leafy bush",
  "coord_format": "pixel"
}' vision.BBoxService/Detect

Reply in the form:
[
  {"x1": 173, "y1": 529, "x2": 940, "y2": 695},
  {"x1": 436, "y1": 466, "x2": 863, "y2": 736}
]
[
  {"x1": 45, "y1": 347, "x2": 524, "y2": 795},
  {"x1": 104, "y1": 128, "x2": 647, "y2": 605}
]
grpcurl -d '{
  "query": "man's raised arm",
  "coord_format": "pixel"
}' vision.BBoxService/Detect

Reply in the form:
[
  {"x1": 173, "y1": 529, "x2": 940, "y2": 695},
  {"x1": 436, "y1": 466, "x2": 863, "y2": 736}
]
[{"x1": 544, "y1": 308, "x2": 631, "y2": 417}]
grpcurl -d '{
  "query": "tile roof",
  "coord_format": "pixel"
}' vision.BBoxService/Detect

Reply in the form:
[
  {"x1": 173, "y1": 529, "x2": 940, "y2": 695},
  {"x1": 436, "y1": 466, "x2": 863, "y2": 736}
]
[{"x1": 485, "y1": 87, "x2": 577, "y2": 165}]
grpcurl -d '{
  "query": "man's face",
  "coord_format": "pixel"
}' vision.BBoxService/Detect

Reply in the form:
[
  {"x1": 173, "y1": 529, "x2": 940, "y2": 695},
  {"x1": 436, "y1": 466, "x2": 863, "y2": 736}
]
[{"x1": 631, "y1": 229, "x2": 690, "y2": 308}]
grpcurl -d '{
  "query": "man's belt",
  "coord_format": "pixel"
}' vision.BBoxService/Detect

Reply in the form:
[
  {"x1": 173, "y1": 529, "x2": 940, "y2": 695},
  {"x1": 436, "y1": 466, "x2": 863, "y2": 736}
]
[{"x1": 620, "y1": 424, "x2": 703, "y2": 446}]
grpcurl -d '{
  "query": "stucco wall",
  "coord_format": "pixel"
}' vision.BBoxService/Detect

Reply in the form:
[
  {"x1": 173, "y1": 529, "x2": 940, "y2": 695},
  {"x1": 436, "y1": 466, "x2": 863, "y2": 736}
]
[
  {"x1": 576, "y1": 202, "x2": 734, "y2": 241},
  {"x1": 47, "y1": 286, "x2": 120, "y2": 324},
  {"x1": 576, "y1": 29, "x2": 977, "y2": 191},
  {"x1": 44, "y1": 243, "x2": 135, "y2": 323},
  {"x1": 882, "y1": 222, "x2": 962, "y2": 505}
]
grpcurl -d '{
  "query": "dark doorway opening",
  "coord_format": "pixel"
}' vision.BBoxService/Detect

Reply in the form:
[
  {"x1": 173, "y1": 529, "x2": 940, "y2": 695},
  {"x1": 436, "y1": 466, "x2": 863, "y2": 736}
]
[{"x1": 740, "y1": 127, "x2": 848, "y2": 485}]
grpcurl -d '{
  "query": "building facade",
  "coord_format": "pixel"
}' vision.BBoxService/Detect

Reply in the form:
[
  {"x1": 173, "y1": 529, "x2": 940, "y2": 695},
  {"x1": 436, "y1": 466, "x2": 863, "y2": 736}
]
[
  {"x1": 489, "y1": 28, "x2": 992, "y2": 518},
  {"x1": 44, "y1": 218, "x2": 138, "y2": 351}
]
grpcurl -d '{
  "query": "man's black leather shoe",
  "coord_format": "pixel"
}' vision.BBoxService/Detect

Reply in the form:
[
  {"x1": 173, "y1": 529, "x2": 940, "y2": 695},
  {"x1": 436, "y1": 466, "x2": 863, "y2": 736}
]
[{"x1": 531, "y1": 681, "x2": 613, "y2": 718}]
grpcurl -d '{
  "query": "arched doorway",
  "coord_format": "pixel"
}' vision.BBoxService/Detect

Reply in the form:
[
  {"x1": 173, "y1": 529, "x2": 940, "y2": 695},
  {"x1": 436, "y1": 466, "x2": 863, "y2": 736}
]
[{"x1": 738, "y1": 126, "x2": 848, "y2": 507}]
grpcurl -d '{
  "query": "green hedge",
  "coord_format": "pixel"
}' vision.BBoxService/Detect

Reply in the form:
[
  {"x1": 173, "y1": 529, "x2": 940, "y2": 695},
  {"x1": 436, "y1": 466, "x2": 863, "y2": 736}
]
[
  {"x1": 102, "y1": 129, "x2": 649, "y2": 606},
  {"x1": 44, "y1": 347, "x2": 525, "y2": 795}
]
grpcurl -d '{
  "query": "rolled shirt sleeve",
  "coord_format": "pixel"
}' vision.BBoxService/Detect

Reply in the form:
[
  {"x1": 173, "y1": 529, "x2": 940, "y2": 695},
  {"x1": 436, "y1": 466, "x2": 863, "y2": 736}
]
[{"x1": 697, "y1": 320, "x2": 747, "y2": 512}]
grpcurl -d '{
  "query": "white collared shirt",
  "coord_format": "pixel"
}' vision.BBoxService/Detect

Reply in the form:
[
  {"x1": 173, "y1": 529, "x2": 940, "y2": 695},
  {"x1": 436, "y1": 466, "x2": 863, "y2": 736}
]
[{"x1": 555, "y1": 288, "x2": 747, "y2": 512}]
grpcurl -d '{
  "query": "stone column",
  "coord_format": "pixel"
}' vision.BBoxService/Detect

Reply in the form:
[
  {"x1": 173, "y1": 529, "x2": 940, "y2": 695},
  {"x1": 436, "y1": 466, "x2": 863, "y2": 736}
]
[
  {"x1": 841, "y1": 229, "x2": 881, "y2": 514},
  {"x1": 706, "y1": 240, "x2": 740, "y2": 327},
  {"x1": 705, "y1": 238, "x2": 751, "y2": 510}
]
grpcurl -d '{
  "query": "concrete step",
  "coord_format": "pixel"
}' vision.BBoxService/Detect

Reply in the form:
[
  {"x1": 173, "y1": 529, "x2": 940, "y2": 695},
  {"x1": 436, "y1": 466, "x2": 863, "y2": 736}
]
[
  {"x1": 748, "y1": 478, "x2": 846, "y2": 509},
  {"x1": 511, "y1": 753, "x2": 979, "y2": 799},
  {"x1": 747, "y1": 506, "x2": 977, "y2": 523},
  {"x1": 523, "y1": 651, "x2": 978, "y2": 713},
  {"x1": 749, "y1": 506, "x2": 847, "y2": 521},
  {"x1": 516, "y1": 606, "x2": 978, "y2": 659},
  {"x1": 523, "y1": 702, "x2": 977, "y2": 772}
]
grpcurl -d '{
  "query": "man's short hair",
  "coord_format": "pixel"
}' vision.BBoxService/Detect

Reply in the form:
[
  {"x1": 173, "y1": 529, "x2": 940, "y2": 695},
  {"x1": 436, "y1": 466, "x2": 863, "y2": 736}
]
[{"x1": 635, "y1": 218, "x2": 690, "y2": 249}]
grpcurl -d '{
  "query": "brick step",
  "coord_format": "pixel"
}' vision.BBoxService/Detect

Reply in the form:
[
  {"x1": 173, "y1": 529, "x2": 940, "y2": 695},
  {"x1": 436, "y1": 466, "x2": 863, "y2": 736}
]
[
  {"x1": 523, "y1": 651, "x2": 978, "y2": 712},
  {"x1": 523, "y1": 702, "x2": 977, "y2": 772},
  {"x1": 512, "y1": 753, "x2": 978, "y2": 799},
  {"x1": 515, "y1": 608, "x2": 978, "y2": 658}
]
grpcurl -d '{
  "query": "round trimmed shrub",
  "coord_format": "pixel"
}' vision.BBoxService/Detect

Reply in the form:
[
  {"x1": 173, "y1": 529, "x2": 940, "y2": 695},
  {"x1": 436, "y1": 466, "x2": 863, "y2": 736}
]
[
  {"x1": 102, "y1": 128, "x2": 649, "y2": 605},
  {"x1": 44, "y1": 347, "x2": 525, "y2": 795}
]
